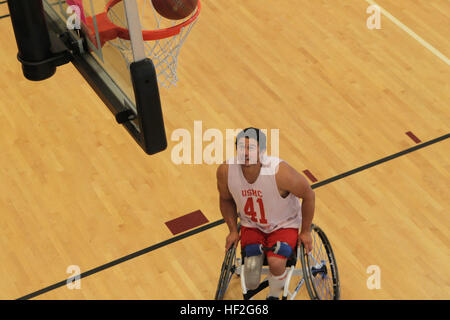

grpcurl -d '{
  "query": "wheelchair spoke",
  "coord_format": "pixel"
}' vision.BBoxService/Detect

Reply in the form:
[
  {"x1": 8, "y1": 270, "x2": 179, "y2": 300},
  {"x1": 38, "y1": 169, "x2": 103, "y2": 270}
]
[
  {"x1": 314, "y1": 271, "x2": 333, "y2": 299},
  {"x1": 304, "y1": 225, "x2": 339, "y2": 300},
  {"x1": 217, "y1": 223, "x2": 339, "y2": 300}
]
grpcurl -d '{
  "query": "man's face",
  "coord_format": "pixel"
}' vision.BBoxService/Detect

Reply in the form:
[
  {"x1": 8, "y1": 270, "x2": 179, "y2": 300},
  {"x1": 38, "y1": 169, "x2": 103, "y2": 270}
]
[{"x1": 237, "y1": 137, "x2": 259, "y2": 166}]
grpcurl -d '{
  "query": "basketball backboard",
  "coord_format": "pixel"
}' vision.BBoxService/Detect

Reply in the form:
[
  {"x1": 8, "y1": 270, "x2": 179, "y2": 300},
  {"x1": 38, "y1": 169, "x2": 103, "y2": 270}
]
[
  {"x1": 8, "y1": 0, "x2": 199, "y2": 154},
  {"x1": 43, "y1": 0, "x2": 137, "y2": 109},
  {"x1": 39, "y1": 0, "x2": 167, "y2": 154}
]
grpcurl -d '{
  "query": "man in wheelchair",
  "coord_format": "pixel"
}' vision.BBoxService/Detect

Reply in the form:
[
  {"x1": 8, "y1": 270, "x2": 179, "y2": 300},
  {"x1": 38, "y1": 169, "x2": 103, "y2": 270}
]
[{"x1": 216, "y1": 128, "x2": 316, "y2": 300}]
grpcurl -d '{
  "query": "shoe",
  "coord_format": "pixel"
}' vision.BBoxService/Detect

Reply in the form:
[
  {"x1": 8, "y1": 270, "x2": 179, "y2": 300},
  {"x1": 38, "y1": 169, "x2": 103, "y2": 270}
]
[{"x1": 266, "y1": 296, "x2": 279, "y2": 300}]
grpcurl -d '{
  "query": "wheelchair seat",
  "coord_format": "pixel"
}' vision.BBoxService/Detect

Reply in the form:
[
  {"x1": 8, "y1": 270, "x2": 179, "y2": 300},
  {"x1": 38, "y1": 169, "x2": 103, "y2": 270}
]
[
  {"x1": 241, "y1": 245, "x2": 298, "y2": 268},
  {"x1": 215, "y1": 223, "x2": 340, "y2": 300}
]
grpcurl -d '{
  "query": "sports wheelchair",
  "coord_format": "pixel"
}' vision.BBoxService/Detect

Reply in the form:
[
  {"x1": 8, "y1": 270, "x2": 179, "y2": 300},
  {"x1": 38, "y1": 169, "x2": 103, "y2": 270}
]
[{"x1": 215, "y1": 223, "x2": 340, "y2": 300}]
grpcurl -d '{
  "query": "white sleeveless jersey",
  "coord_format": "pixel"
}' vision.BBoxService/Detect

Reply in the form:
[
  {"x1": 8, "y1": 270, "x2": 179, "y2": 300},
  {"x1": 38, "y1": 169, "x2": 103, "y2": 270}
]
[{"x1": 227, "y1": 156, "x2": 302, "y2": 233}]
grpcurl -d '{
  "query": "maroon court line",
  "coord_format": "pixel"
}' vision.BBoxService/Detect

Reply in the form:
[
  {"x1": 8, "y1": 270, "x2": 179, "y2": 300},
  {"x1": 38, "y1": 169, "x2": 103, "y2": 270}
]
[
  {"x1": 406, "y1": 131, "x2": 421, "y2": 144},
  {"x1": 303, "y1": 169, "x2": 318, "y2": 183},
  {"x1": 165, "y1": 210, "x2": 209, "y2": 235}
]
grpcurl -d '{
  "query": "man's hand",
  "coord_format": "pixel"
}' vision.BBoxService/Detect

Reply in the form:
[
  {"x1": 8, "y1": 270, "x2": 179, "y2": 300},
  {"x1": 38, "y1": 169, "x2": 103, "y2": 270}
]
[
  {"x1": 225, "y1": 231, "x2": 240, "y2": 251},
  {"x1": 299, "y1": 231, "x2": 313, "y2": 254}
]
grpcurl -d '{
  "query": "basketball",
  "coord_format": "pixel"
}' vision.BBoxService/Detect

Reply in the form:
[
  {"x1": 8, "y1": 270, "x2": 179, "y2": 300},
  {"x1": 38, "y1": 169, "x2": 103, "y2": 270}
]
[{"x1": 151, "y1": 0, "x2": 198, "y2": 20}]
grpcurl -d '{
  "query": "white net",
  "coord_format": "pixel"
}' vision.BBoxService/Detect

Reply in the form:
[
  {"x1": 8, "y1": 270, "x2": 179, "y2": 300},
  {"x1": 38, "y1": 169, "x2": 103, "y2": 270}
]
[{"x1": 107, "y1": 0, "x2": 199, "y2": 88}]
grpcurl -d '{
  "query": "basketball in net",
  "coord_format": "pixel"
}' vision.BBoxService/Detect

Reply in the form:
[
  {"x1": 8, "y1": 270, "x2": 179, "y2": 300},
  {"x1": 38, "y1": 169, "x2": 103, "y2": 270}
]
[
  {"x1": 83, "y1": 0, "x2": 201, "y2": 88},
  {"x1": 151, "y1": 0, "x2": 198, "y2": 20}
]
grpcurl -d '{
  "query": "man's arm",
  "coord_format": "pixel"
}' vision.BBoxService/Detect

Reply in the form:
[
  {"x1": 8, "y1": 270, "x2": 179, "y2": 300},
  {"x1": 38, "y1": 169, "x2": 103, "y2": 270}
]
[
  {"x1": 217, "y1": 164, "x2": 240, "y2": 249},
  {"x1": 276, "y1": 161, "x2": 315, "y2": 251}
]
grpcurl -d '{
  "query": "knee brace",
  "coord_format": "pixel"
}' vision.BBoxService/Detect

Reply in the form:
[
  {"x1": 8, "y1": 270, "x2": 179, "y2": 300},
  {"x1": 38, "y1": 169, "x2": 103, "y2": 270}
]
[
  {"x1": 272, "y1": 241, "x2": 293, "y2": 258},
  {"x1": 244, "y1": 244, "x2": 264, "y2": 290},
  {"x1": 244, "y1": 243, "x2": 263, "y2": 257}
]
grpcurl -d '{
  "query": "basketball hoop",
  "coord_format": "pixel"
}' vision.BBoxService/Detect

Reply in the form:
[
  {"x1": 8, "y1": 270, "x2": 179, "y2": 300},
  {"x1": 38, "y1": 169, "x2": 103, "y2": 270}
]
[{"x1": 84, "y1": 0, "x2": 201, "y2": 88}]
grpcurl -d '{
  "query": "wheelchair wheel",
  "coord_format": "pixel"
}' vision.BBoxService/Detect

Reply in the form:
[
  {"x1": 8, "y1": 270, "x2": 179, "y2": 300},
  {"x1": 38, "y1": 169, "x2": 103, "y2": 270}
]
[
  {"x1": 300, "y1": 224, "x2": 340, "y2": 300},
  {"x1": 215, "y1": 245, "x2": 237, "y2": 300}
]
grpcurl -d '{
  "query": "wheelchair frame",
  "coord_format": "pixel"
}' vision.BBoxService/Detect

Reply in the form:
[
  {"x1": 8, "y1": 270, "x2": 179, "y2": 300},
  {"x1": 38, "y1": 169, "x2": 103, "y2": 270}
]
[{"x1": 215, "y1": 224, "x2": 340, "y2": 300}]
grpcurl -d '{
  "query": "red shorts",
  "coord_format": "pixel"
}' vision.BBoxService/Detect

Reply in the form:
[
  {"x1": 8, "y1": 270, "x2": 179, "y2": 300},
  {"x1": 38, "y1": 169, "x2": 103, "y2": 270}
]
[{"x1": 240, "y1": 226, "x2": 299, "y2": 259}]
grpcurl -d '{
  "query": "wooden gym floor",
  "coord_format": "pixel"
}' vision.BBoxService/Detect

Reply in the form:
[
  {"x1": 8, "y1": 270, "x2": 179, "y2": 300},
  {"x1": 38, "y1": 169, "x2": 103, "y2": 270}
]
[{"x1": 0, "y1": 0, "x2": 448, "y2": 299}]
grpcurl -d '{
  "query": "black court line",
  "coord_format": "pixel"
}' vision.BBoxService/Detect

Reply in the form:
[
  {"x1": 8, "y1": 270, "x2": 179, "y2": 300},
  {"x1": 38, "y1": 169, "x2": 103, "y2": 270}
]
[
  {"x1": 17, "y1": 133, "x2": 449, "y2": 300},
  {"x1": 0, "y1": 0, "x2": 8, "y2": 20},
  {"x1": 18, "y1": 219, "x2": 225, "y2": 300},
  {"x1": 312, "y1": 133, "x2": 449, "y2": 188}
]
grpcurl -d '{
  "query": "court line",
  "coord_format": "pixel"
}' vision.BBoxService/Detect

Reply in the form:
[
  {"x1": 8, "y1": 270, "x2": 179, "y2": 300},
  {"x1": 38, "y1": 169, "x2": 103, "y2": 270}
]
[
  {"x1": 311, "y1": 133, "x2": 449, "y2": 188},
  {"x1": 365, "y1": 0, "x2": 450, "y2": 66},
  {"x1": 17, "y1": 132, "x2": 449, "y2": 300},
  {"x1": 17, "y1": 219, "x2": 226, "y2": 300},
  {"x1": 406, "y1": 131, "x2": 421, "y2": 144}
]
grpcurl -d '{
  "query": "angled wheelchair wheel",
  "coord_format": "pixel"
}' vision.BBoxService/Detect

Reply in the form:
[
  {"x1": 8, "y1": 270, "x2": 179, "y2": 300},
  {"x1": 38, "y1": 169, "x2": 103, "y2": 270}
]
[
  {"x1": 300, "y1": 224, "x2": 340, "y2": 300},
  {"x1": 215, "y1": 245, "x2": 237, "y2": 300}
]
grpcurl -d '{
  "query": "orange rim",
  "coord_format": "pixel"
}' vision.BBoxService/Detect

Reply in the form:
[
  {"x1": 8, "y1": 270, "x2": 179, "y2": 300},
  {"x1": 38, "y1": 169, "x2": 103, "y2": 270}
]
[{"x1": 104, "y1": 0, "x2": 201, "y2": 41}]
